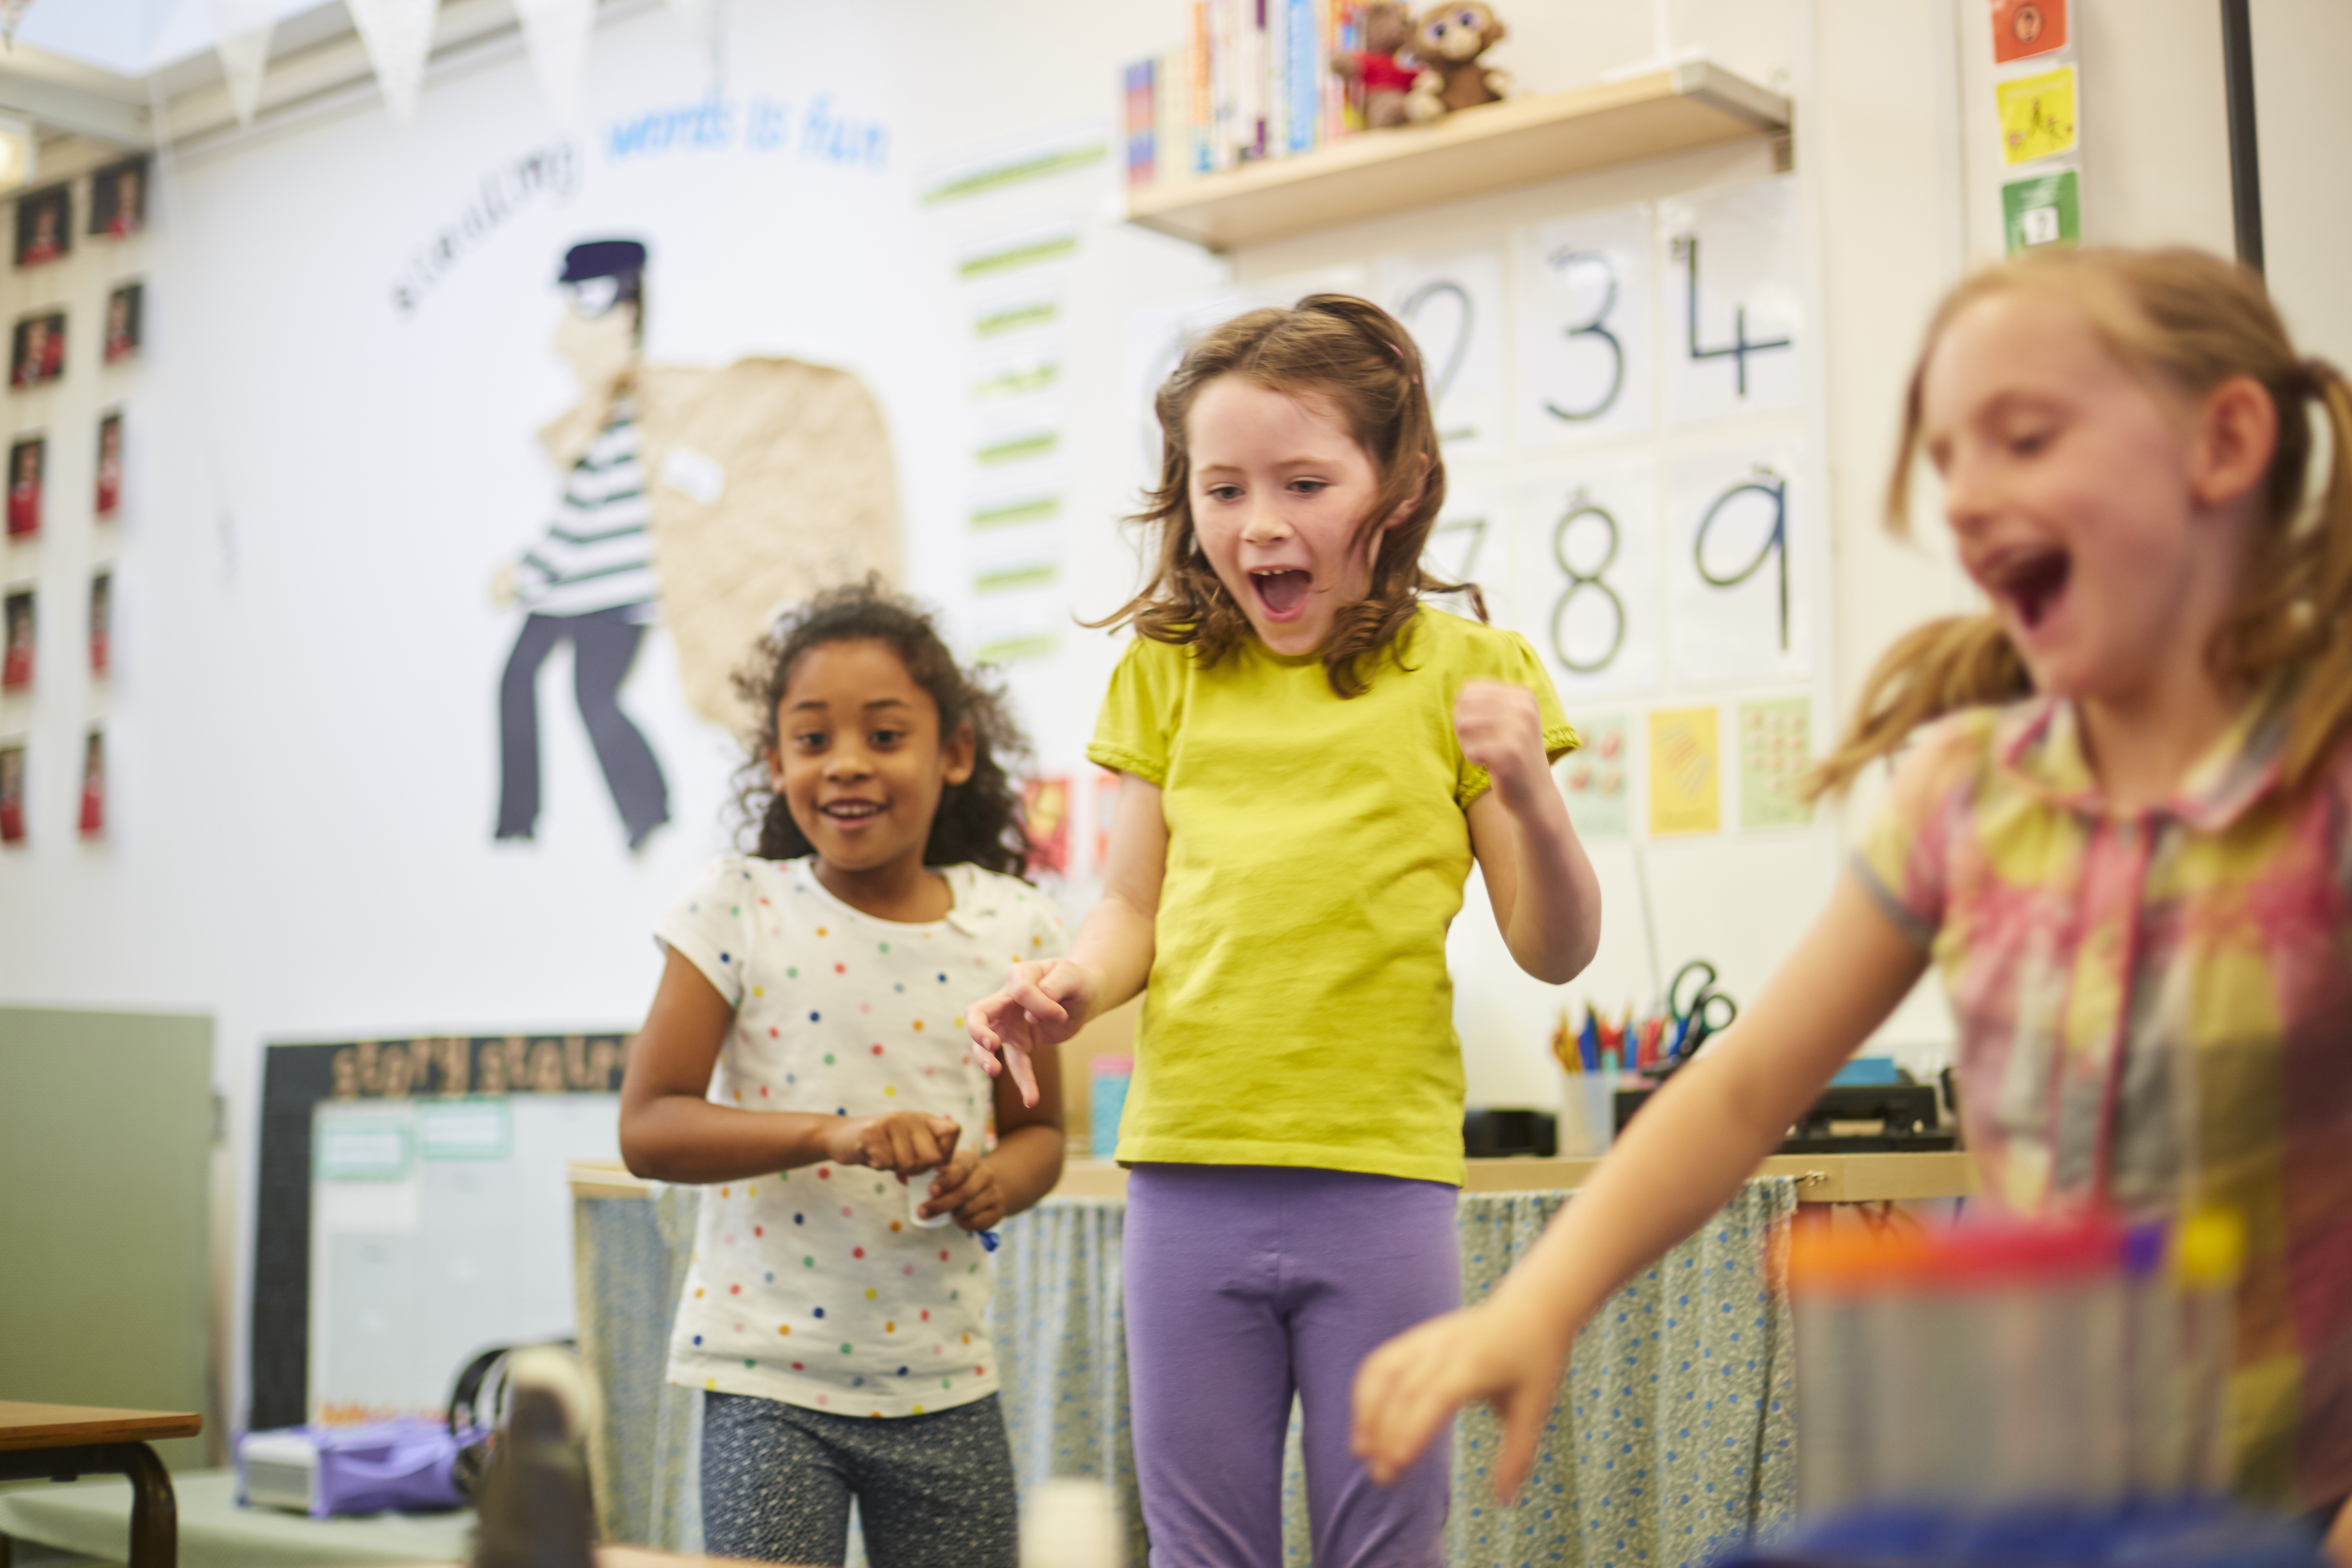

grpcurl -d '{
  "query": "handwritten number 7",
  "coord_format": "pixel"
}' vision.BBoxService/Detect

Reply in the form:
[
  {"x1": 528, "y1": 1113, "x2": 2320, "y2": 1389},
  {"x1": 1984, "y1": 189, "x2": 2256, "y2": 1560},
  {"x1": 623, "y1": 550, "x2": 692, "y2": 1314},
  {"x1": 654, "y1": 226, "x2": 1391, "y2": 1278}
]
[
  {"x1": 1541, "y1": 249, "x2": 1624, "y2": 424},
  {"x1": 1694, "y1": 473, "x2": 1788, "y2": 651}
]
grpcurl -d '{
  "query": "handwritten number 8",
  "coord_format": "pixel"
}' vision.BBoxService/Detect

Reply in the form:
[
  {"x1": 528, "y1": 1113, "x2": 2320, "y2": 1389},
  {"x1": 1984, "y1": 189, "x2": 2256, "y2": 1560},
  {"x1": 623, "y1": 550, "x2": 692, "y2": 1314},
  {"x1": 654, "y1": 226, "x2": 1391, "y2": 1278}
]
[
  {"x1": 1550, "y1": 499, "x2": 1626, "y2": 674},
  {"x1": 1694, "y1": 473, "x2": 1789, "y2": 651},
  {"x1": 1542, "y1": 249, "x2": 1624, "y2": 424}
]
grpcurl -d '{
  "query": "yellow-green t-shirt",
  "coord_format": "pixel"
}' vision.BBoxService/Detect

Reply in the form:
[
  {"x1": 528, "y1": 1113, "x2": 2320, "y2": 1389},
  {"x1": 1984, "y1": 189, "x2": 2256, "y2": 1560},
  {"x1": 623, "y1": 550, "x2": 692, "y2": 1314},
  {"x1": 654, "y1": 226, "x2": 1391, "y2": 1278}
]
[{"x1": 1086, "y1": 608, "x2": 1579, "y2": 1186}]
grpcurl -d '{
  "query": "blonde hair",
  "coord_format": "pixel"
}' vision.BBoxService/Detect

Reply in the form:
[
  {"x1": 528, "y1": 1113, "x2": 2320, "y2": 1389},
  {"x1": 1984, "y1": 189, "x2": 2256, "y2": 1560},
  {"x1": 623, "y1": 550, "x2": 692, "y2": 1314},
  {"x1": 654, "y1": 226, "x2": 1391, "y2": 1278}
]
[
  {"x1": 1808, "y1": 245, "x2": 2352, "y2": 799},
  {"x1": 1091, "y1": 293, "x2": 1479, "y2": 698}
]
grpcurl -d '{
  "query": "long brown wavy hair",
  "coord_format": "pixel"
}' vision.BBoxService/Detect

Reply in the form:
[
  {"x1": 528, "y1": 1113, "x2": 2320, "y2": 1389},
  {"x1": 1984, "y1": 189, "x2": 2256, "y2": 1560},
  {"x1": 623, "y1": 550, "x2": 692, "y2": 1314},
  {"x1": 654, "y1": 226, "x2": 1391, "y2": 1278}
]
[
  {"x1": 1091, "y1": 293, "x2": 1482, "y2": 698},
  {"x1": 731, "y1": 579, "x2": 1032, "y2": 878},
  {"x1": 1807, "y1": 246, "x2": 2352, "y2": 800}
]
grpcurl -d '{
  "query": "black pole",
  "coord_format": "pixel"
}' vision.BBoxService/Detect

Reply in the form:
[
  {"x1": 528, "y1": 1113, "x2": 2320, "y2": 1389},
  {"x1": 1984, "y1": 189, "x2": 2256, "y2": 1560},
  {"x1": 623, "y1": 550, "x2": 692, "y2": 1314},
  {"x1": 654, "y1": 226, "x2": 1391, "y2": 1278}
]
[{"x1": 2219, "y1": 0, "x2": 2265, "y2": 274}]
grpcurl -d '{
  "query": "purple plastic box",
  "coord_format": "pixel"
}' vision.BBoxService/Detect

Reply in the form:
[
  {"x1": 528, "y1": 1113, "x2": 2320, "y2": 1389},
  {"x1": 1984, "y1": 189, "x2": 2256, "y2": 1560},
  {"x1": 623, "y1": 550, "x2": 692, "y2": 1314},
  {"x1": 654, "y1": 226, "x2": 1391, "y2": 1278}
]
[{"x1": 236, "y1": 1417, "x2": 483, "y2": 1517}]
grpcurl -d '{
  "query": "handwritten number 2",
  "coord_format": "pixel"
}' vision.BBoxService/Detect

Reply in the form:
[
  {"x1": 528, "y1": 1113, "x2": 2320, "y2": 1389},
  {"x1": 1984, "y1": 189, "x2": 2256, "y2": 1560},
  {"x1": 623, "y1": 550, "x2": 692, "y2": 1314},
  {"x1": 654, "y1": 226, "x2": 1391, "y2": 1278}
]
[
  {"x1": 1541, "y1": 250, "x2": 1624, "y2": 424},
  {"x1": 1550, "y1": 498, "x2": 1626, "y2": 673},
  {"x1": 1694, "y1": 472, "x2": 1789, "y2": 651}
]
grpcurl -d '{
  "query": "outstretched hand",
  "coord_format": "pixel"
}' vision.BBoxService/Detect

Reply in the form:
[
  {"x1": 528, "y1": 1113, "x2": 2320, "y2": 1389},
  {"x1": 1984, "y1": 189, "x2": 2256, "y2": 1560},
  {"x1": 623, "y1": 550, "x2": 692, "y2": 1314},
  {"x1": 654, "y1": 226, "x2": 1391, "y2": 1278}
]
[
  {"x1": 1351, "y1": 1299, "x2": 1571, "y2": 1502},
  {"x1": 965, "y1": 959, "x2": 1096, "y2": 1108}
]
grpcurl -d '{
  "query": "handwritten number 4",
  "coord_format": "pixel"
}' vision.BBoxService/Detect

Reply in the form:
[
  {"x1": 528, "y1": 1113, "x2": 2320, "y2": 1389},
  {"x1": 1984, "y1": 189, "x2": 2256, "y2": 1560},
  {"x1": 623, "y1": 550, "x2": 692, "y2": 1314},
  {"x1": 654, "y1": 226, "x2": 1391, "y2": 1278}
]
[{"x1": 1674, "y1": 234, "x2": 1791, "y2": 398}]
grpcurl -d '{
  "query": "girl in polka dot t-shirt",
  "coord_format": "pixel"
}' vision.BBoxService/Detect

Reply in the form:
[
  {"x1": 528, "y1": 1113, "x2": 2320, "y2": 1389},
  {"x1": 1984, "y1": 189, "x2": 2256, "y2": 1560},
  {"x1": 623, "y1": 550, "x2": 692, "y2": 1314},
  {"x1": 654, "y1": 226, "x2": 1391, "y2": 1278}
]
[{"x1": 620, "y1": 584, "x2": 1066, "y2": 1568}]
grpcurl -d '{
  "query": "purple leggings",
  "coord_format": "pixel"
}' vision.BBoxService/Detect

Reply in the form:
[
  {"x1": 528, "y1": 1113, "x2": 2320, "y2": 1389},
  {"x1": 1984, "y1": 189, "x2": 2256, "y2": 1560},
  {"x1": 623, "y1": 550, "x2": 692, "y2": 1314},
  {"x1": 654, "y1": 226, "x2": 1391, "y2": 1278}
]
[{"x1": 1123, "y1": 1163, "x2": 1460, "y2": 1568}]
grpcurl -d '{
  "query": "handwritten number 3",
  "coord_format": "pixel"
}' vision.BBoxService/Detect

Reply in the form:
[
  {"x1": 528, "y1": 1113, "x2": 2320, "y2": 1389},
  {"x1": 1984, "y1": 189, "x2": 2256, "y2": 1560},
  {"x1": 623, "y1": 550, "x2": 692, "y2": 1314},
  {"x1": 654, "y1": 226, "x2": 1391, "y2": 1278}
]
[
  {"x1": 1550, "y1": 500, "x2": 1626, "y2": 674},
  {"x1": 1695, "y1": 474, "x2": 1790, "y2": 651},
  {"x1": 1542, "y1": 249, "x2": 1625, "y2": 424}
]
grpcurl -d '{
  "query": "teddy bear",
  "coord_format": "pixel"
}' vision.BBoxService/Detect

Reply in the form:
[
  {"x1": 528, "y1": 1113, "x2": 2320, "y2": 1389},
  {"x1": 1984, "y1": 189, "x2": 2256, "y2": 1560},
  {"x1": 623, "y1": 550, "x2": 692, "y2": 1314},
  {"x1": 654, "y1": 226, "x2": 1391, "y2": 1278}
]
[
  {"x1": 1403, "y1": 1, "x2": 1511, "y2": 124},
  {"x1": 1330, "y1": 1, "x2": 1419, "y2": 130}
]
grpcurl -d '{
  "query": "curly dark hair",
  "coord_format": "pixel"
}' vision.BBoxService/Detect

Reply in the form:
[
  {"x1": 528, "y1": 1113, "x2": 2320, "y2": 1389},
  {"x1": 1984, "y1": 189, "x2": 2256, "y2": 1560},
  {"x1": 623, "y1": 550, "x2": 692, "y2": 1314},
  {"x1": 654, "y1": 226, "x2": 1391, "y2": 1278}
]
[
  {"x1": 730, "y1": 579, "x2": 1033, "y2": 879},
  {"x1": 1089, "y1": 292, "x2": 1484, "y2": 699}
]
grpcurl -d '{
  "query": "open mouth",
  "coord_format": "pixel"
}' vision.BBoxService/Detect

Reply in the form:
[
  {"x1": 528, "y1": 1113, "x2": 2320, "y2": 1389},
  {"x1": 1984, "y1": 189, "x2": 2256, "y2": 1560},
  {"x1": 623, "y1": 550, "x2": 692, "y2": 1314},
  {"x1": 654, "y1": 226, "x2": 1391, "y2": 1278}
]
[
  {"x1": 1250, "y1": 568, "x2": 1312, "y2": 620},
  {"x1": 1987, "y1": 547, "x2": 2071, "y2": 633},
  {"x1": 820, "y1": 800, "x2": 886, "y2": 822}
]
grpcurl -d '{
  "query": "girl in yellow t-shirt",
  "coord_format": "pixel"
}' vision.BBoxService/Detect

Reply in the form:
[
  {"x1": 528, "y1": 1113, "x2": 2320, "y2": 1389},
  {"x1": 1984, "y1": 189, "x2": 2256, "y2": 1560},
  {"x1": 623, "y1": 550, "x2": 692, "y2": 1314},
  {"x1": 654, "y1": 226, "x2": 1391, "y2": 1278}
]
[{"x1": 967, "y1": 294, "x2": 1603, "y2": 1568}]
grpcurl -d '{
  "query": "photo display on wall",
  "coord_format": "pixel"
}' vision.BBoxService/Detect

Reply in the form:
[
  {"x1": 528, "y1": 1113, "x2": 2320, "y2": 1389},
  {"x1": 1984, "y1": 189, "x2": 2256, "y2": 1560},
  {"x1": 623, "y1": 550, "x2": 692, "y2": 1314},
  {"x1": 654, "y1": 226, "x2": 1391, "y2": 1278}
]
[
  {"x1": 90, "y1": 155, "x2": 148, "y2": 240},
  {"x1": 6, "y1": 433, "x2": 40, "y2": 539},
  {"x1": 0, "y1": 737, "x2": 22, "y2": 844},
  {"x1": 11, "y1": 310, "x2": 64, "y2": 388},
  {"x1": 13, "y1": 183, "x2": 70, "y2": 269}
]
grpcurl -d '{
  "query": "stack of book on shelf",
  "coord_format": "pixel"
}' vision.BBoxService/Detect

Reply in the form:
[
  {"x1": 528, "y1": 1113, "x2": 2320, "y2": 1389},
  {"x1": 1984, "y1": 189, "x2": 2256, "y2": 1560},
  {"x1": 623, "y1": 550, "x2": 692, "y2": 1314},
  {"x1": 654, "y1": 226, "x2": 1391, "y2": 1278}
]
[{"x1": 1125, "y1": 1, "x2": 1383, "y2": 189}]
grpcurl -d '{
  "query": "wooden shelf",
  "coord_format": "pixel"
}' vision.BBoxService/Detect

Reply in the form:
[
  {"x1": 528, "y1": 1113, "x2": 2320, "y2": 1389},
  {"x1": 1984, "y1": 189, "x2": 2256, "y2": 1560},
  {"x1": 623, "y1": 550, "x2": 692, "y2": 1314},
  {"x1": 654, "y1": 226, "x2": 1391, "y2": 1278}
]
[{"x1": 1124, "y1": 60, "x2": 1790, "y2": 252}]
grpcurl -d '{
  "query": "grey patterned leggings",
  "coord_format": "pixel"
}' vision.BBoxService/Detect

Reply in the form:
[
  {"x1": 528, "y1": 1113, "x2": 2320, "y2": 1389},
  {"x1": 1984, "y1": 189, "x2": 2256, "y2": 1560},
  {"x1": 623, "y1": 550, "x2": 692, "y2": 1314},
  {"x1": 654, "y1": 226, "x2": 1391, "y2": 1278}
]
[{"x1": 700, "y1": 1390, "x2": 1017, "y2": 1568}]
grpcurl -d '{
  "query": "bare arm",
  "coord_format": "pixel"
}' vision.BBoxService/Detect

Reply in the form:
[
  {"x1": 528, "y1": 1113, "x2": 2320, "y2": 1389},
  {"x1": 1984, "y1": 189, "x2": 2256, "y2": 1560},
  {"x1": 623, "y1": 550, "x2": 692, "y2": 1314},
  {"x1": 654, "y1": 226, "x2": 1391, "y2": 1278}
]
[
  {"x1": 967, "y1": 773, "x2": 1167, "y2": 1104},
  {"x1": 1457, "y1": 679, "x2": 1602, "y2": 983},
  {"x1": 619, "y1": 948, "x2": 962, "y2": 1185},
  {"x1": 1352, "y1": 872, "x2": 1931, "y2": 1494},
  {"x1": 1466, "y1": 785, "x2": 1601, "y2": 984}
]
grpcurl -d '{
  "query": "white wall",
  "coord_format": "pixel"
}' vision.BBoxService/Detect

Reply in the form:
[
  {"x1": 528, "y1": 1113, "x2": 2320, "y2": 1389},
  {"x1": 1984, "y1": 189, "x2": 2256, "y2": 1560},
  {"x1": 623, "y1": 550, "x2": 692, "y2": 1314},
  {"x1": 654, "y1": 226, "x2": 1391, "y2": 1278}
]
[{"x1": 4, "y1": 0, "x2": 2346, "y2": 1436}]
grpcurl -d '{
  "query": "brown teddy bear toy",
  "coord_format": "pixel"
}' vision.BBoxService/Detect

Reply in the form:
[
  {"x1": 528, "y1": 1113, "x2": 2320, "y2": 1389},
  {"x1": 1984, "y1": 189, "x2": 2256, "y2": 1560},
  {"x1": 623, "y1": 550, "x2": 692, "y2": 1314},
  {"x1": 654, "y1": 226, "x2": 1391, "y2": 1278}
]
[
  {"x1": 1330, "y1": 2, "x2": 1419, "y2": 130},
  {"x1": 1403, "y1": 1, "x2": 1511, "y2": 124}
]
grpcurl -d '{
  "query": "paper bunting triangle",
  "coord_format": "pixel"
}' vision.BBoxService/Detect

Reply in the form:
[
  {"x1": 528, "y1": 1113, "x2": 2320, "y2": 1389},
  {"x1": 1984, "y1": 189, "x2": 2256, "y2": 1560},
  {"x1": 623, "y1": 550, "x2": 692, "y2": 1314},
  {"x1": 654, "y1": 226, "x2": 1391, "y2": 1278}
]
[
  {"x1": 346, "y1": 0, "x2": 441, "y2": 124},
  {"x1": 514, "y1": 0, "x2": 594, "y2": 127}
]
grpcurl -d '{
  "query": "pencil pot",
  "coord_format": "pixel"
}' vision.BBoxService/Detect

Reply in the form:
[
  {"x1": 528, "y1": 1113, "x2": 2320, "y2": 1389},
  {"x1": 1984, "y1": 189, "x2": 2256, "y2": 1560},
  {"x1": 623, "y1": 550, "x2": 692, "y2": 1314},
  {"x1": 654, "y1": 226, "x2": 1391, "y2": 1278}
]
[{"x1": 1088, "y1": 1055, "x2": 1132, "y2": 1160}]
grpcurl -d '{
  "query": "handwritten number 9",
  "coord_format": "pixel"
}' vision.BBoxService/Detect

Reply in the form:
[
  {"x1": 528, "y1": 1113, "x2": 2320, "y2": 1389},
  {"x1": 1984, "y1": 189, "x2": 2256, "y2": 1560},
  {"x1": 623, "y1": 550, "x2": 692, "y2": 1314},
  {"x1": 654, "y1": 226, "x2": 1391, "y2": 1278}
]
[
  {"x1": 1694, "y1": 473, "x2": 1789, "y2": 651},
  {"x1": 1550, "y1": 498, "x2": 1626, "y2": 674},
  {"x1": 1541, "y1": 249, "x2": 1624, "y2": 424}
]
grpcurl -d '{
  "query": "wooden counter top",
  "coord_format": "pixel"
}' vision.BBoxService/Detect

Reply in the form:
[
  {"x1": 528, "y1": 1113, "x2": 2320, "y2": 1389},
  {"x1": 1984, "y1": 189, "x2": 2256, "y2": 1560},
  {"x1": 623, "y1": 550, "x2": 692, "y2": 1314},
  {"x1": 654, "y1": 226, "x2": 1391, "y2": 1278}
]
[{"x1": 572, "y1": 1150, "x2": 1976, "y2": 1206}]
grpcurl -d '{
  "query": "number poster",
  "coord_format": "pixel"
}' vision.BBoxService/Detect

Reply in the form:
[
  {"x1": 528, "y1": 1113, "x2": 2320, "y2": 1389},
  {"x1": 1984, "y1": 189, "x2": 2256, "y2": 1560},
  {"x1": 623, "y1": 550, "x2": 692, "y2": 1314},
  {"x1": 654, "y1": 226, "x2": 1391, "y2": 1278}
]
[{"x1": 1135, "y1": 174, "x2": 1822, "y2": 840}]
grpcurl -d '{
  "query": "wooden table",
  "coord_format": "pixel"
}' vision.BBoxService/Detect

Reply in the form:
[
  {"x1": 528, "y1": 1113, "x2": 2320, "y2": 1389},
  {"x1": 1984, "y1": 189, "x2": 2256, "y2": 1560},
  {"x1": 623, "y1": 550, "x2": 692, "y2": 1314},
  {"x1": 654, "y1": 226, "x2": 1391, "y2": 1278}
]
[{"x1": 0, "y1": 1401, "x2": 201, "y2": 1567}]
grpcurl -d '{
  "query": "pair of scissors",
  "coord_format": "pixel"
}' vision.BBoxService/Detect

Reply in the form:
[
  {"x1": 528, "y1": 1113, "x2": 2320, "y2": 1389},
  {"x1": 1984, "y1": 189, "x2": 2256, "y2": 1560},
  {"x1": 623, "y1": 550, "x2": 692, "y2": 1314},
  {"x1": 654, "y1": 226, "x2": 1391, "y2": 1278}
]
[{"x1": 1660, "y1": 958, "x2": 1739, "y2": 1074}]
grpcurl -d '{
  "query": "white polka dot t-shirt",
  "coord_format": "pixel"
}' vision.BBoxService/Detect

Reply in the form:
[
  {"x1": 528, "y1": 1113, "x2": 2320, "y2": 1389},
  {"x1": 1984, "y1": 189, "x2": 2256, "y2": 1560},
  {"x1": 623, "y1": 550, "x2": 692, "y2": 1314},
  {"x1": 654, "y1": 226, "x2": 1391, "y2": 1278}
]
[{"x1": 656, "y1": 854, "x2": 1066, "y2": 1417}]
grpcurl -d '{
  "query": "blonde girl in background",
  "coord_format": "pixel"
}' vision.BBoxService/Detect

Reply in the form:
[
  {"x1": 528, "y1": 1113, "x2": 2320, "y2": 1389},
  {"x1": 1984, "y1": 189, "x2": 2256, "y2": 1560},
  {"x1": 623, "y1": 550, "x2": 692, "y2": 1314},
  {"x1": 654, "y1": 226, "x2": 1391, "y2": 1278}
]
[
  {"x1": 620, "y1": 584, "x2": 1067, "y2": 1568},
  {"x1": 1351, "y1": 247, "x2": 2352, "y2": 1561},
  {"x1": 968, "y1": 295, "x2": 1604, "y2": 1567}
]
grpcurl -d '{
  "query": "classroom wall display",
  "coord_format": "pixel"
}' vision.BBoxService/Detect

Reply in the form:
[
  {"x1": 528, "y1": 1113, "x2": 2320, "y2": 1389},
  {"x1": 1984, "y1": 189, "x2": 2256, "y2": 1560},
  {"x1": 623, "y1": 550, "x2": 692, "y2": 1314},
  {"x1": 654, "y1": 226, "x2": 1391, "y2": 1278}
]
[
  {"x1": 6, "y1": 434, "x2": 39, "y2": 538},
  {"x1": 1991, "y1": 0, "x2": 2082, "y2": 255},
  {"x1": 77, "y1": 726, "x2": 102, "y2": 839},
  {"x1": 1647, "y1": 704, "x2": 1721, "y2": 837},
  {"x1": 0, "y1": 738, "x2": 22, "y2": 844},
  {"x1": 1666, "y1": 441, "x2": 1810, "y2": 685},
  {"x1": 1658, "y1": 182, "x2": 1804, "y2": 425},
  {"x1": 13, "y1": 182, "x2": 69, "y2": 268},
  {"x1": 94, "y1": 411, "x2": 122, "y2": 517},
  {"x1": 89, "y1": 155, "x2": 149, "y2": 239},
  {"x1": 1379, "y1": 245, "x2": 1506, "y2": 461},
  {"x1": 3, "y1": 585, "x2": 30, "y2": 690},
  {"x1": 1024, "y1": 773, "x2": 1071, "y2": 877},
  {"x1": 490, "y1": 236, "x2": 903, "y2": 851},
  {"x1": 1558, "y1": 711, "x2": 1628, "y2": 838},
  {"x1": 1737, "y1": 695, "x2": 1812, "y2": 830},
  {"x1": 249, "y1": 1033, "x2": 631, "y2": 1430},
  {"x1": 925, "y1": 125, "x2": 1109, "y2": 668},
  {"x1": 89, "y1": 571, "x2": 109, "y2": 677},
  {"x1": 309, "y1": 1094, "x2": 623, "y2": 1425},
  {"x1": 1517, "y1": 456, "x2": 1660, "y2": 698},
  {"x1": 11, "y1": 310, "x2": 62, "y2": 388},
  {"x1": 102, "y1": 281, "x2": 143, "y2": 364},
  {"x1": 1512, "y1": 203, "x2": 1653, "y2": 449}
]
